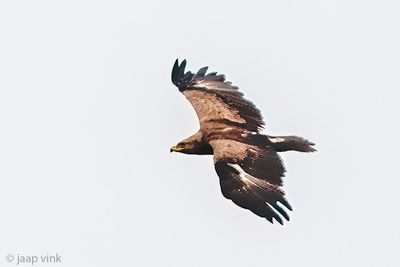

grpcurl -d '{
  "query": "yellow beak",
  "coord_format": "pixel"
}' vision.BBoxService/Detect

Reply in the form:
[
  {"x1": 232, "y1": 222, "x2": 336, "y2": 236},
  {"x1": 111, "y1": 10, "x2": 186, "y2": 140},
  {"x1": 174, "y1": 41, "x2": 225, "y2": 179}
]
[{"x1": 170, "y1": 146, "x2": 184, "y2": 152}]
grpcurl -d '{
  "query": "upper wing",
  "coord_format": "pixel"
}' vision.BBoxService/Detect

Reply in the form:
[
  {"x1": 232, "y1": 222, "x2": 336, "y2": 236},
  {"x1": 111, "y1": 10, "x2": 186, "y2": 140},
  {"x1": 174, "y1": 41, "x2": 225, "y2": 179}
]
[
  {"x1": 171, "y1": 59, "x2": 264, "y2": 132},
  {"x1": 209, "y1": 139, "x2": 292, "y2": 224}
]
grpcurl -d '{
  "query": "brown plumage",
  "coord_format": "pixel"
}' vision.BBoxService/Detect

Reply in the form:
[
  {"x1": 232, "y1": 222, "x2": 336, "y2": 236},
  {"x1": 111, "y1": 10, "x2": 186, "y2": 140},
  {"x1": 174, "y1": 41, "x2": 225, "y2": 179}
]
[{"x1": 170, "y1": 59, "x2": 316, "y2": 224}]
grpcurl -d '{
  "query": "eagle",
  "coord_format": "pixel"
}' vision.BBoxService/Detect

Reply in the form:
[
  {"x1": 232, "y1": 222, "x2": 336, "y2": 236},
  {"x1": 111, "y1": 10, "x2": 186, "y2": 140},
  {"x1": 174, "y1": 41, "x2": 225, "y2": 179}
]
[{"x1": 170, "y1": 59, "x2": 316, "y2": 224}]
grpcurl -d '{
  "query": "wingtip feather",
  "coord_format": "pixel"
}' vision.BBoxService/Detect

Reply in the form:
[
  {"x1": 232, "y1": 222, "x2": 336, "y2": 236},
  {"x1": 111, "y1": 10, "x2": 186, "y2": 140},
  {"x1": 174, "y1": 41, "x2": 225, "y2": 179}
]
[
  {"x1": 179, "y1": 59, "x2": 187, "y2": 78},
  {"x1": 196, "y1": 66, "x2": 208, "y2": 76},
  {"x1": 273, "y1": 215, "x2": 284, "y2": 225},
  {"x1": 171, "y1": 59, "x2": 180, "y2": 85},
  {"x1": 279, "y1": 198, "x2": 293, "y2": 211}
]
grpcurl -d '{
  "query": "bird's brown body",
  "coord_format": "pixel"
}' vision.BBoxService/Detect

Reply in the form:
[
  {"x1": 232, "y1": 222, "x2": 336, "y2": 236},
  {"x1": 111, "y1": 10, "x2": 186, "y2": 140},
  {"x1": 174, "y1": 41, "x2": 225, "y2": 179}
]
[{"x1": 170, "y1": 59, "x2": 315, "y2": 224}]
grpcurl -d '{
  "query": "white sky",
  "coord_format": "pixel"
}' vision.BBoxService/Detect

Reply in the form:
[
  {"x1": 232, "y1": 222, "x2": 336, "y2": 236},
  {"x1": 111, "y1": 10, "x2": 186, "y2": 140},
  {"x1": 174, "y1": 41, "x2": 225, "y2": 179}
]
[{"x1": 0, "y1": 1, "x2": 399, "y2": 266}]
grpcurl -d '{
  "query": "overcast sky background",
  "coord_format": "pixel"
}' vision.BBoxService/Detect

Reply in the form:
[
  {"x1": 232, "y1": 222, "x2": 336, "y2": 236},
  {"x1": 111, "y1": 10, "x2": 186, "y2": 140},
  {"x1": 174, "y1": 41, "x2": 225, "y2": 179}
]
[{"x1": 1, "y1": 1, "x2": 399, "y2": 266}]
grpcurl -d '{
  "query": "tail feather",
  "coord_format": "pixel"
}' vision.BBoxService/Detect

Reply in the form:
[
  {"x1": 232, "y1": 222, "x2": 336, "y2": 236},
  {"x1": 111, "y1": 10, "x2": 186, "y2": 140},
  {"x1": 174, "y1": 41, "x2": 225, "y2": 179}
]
[{"x1": 268, "y1": 136, "x2": 316, "y2": 153}]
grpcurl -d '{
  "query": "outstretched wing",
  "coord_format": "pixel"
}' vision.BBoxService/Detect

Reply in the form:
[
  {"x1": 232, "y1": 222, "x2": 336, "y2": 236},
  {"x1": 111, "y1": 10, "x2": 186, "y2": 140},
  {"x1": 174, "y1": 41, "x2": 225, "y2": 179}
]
[
  {"x1": 171, "y1": 59, "x2": 264, "y2": 132},
  {"x1": 209, "y1": 139, "x2": 292, "y2": 224}
]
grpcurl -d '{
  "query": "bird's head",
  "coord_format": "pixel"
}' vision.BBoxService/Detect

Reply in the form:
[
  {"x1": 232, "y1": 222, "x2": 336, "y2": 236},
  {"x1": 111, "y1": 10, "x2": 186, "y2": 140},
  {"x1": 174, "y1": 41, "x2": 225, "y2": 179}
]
[{"x1": 170, "y1": 141, "x2": 195, "y2": 154}]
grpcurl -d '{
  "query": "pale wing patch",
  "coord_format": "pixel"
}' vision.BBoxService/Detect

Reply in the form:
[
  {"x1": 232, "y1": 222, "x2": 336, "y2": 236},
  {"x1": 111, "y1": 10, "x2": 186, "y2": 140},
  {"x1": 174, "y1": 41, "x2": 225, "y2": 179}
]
[
  {"x1": 183, "y1": 90, "x2": 246, "y2": 125},
  {"x1": 221, "y1": 127, "x2": 234, "y2": 132},
  {"x1": 227, "y1": 163, "x2": 276, "y2": 189},
  {"x1": 268, "y1": 137, "x2": 286, "y2": 143},
  {"x1": 193, "y1": 80, "x2": 235, "y2": 91},
  {"x1": 240, "y1": 131, "x2": 257, "y2": 137}
]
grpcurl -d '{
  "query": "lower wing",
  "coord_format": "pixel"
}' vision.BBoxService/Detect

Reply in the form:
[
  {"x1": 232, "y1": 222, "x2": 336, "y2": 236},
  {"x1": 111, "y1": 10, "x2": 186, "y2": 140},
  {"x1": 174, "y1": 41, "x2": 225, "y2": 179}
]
[{"x1": 210, "y1": 139, "x2": 292, "y2": 224}]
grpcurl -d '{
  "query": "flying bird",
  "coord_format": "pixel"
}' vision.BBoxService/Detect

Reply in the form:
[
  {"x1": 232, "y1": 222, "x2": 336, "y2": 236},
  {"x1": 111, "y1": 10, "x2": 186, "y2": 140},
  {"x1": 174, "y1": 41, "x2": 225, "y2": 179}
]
[{"x1": 170, "y1": 59, "x2": 316, "y2": 224}]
